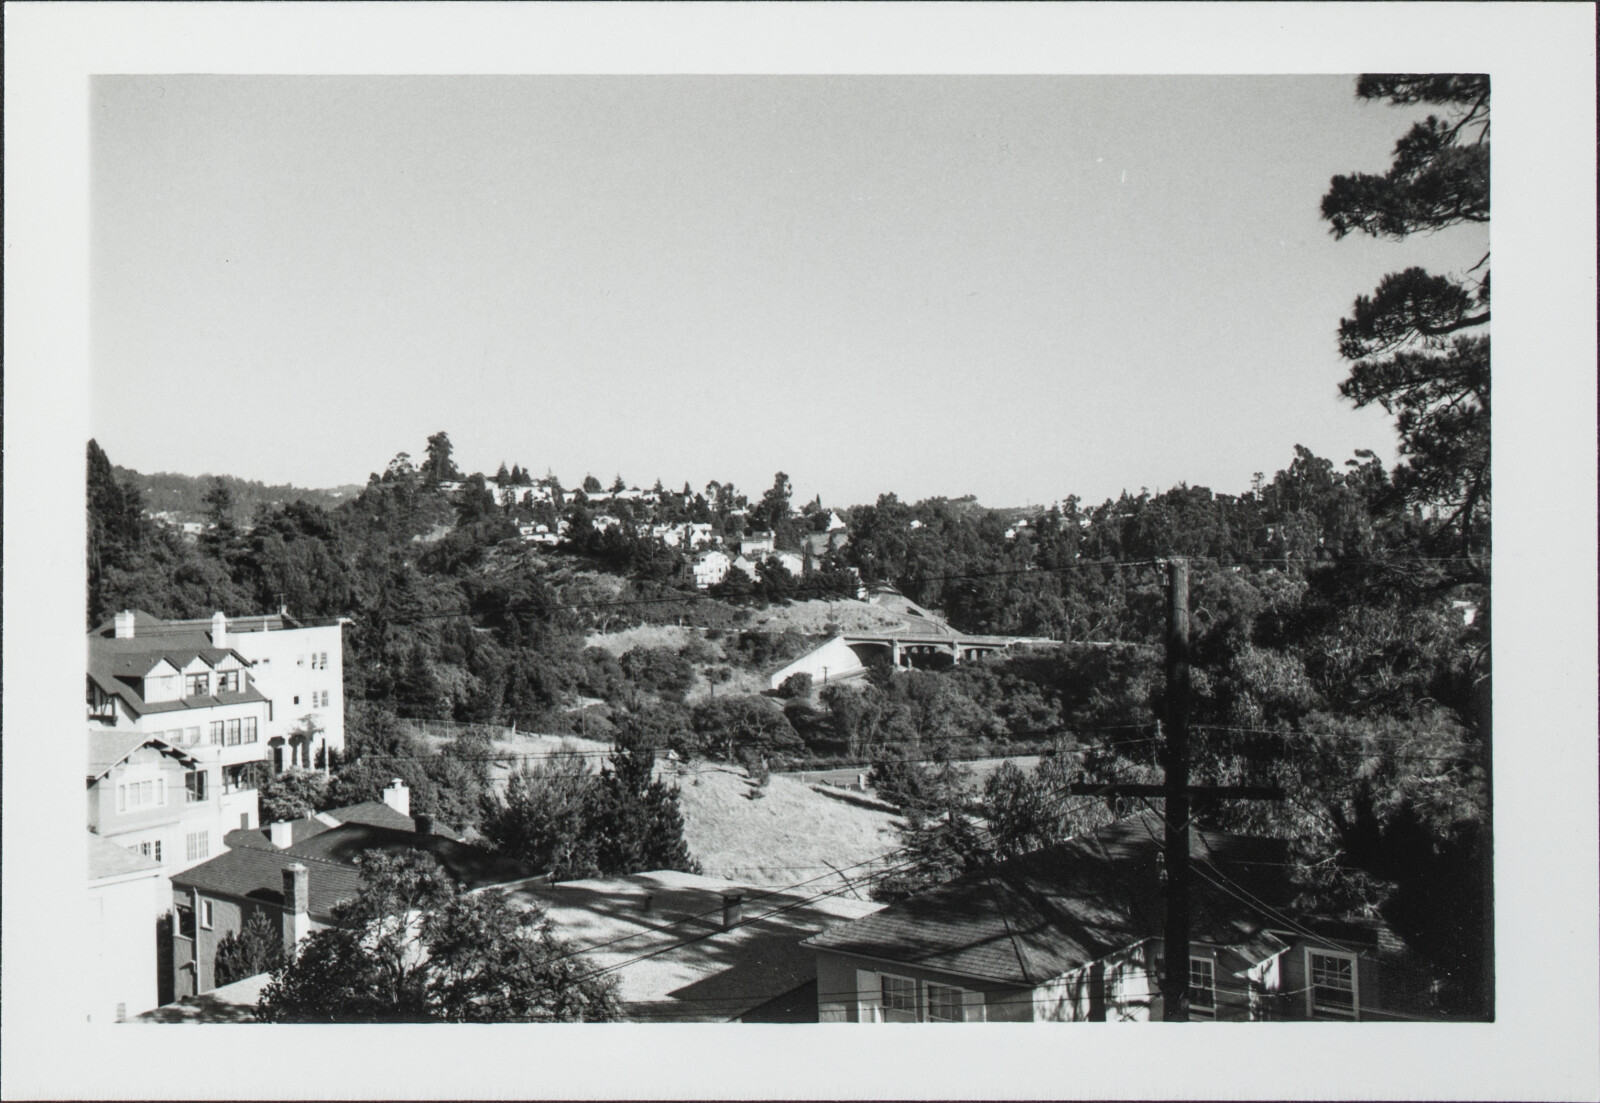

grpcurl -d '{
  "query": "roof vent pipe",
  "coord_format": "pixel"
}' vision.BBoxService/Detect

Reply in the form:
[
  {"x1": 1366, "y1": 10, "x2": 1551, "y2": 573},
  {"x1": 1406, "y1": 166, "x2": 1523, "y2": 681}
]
[{"x1": 721, "y1": 893, "x2": 744, "y2": 931}]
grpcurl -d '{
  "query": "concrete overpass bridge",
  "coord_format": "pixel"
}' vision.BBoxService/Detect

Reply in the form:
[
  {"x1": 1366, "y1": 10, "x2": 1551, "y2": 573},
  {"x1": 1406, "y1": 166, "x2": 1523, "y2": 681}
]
[{"x1": 767, "y1": 627, "x2": 1054, "y2": 690}]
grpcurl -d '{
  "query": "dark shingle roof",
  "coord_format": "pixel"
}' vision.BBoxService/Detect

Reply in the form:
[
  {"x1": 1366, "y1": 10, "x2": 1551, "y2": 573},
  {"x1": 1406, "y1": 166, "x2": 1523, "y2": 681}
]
[
  {"x1": 172, "y1": 847, "x2": 366, "y2": 920},
  {"x1": 804, "y1": 814, "x2": 1294, "y2": 985},
  {"x1": 88, "y1": 612, "x2": 265, "y2": 717},
  {"x1": 224, "y1": 818, "x2": 333, "y2": 852},
  {"x1": 323, "y1": 801, "x2": 463, "y2": 840},
  {"x1": 283, "y1": 824, "x2": 535, "y2": 890}
]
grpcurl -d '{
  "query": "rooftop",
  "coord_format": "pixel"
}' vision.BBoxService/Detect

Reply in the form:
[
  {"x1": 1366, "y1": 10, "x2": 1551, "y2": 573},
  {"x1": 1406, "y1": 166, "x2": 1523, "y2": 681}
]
[
  {"x1": 803, "y1": 813, "x2": 1297, "y2": 986},
  {"x1": 319, "y1": 800, "x2": 464, "y2": 840},
  {"x1": 171, "y1": 845, "x2": 365, "y2": 920},
  {"x1": 281, "y1": 822, "x2": 533, "y2": 891},
  {"x1": 88, "y1": 831, "x2": 164, "y2": 880},
  {"x1": 87, "y1": 730, "x2": 197, "y2": 781},
  {"x1": 509, "y1": 869, "x2": 882, "y2": 1022},
  {"x1": 135, "y1": 972, "x2": 269, "y2": 1023}
]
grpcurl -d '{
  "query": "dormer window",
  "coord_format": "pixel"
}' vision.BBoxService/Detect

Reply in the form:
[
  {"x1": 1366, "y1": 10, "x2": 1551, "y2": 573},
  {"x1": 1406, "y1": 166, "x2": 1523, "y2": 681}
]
[
  {"x1": 184, "y1": 672, "x2": 210, "y2": 697},
  {"x1": 216, "y1": 670, "x2": 240, "y2": 693}
]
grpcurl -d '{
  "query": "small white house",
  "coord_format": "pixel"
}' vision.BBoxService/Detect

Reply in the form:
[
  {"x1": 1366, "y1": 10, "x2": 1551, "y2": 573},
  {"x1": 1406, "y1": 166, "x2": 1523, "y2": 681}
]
[{"x1": 693, "y1": 550, "x2": 732, "y2": 589}]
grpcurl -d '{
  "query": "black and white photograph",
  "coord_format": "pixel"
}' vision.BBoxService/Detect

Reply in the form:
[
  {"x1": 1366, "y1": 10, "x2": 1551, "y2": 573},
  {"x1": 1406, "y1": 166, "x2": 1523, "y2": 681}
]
[{"x1": 4, "y1": 4, "x2": 1596, "y2": 1100}]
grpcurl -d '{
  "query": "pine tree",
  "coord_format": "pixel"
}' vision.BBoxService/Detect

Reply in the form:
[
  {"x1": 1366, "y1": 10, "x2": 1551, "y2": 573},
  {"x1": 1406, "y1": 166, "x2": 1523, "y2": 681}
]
[{"x1": 214, "y1": 910, "x2": 285, "y2": 988}]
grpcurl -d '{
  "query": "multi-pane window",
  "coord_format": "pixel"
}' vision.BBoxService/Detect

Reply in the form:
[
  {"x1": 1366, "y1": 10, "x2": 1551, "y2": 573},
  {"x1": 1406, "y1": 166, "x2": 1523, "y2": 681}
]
[
  {"x1": 185, "y1": 770, "x2": 208, "y2": 803},
  {"x1": 925, "y1": 983, "x2": 966, "y2": 1022},
  {"x1": 243, "y1": 717, "x2": 258, "y2": 743},
  {"x1": 184, "y1": 672, "x2": 210, "y2": 697},
  {"x1": 216, "y1": 670, "x2": 240, "y2": 693},
  {"x1": 875, "y1": 975, "x2": 973, "y2": 1022},
  {"x1": 138, "y1": 840, "x2": 162, "y2": 862},
  {"x1": 1309, "y1": 951, "x2": 1358, "y2": 1019},
  {"x1": 318, "y1": 690, "x2": 331, "y2": 708},
  {"x1": 1188, "y1": 956, "x2": 1216, "y2": 1017},
  {"x1": 210, "y1": 721, "x2": 225, "y2": 745},
  {"x1": 117, "y1": 779, "x2": 164, "y2": 811},
  {"x1": 880, "y1": 975, "x2": 918, "y2": 1022},
  {"x1": 224, "y1": 719, "x2": 242, "y2": 746},
  {"x1": 186, "y1": 831, "x2": 209, "y2": 861}
]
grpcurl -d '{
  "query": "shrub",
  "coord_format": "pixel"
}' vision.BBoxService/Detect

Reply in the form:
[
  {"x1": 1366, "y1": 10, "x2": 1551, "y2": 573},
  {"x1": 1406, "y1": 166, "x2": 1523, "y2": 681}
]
[{"x1": 777, "y1": 672, "x2": 813, "y2": 699}]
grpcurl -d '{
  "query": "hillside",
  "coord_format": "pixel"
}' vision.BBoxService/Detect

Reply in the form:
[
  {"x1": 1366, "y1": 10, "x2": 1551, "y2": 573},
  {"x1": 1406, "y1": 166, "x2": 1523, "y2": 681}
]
[
  {"x1": 671, "y1": 761, "x2": 904, "y2": 893},
  {"x1": 412, "y1": 725, "x2": 903, "y2": 895},
  {"x1": 115, "y1": 464, "x2": 361, "y2": 521}
]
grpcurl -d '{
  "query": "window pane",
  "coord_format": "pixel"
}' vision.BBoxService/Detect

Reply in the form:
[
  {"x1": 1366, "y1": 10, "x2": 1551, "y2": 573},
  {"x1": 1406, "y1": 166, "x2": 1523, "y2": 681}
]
[
  {"x1": 881, "y1": 975, "x2": 918, "y2": 1023},
  {"x1": 1310, "y1": 953, "x2": 1357, "y2": 1016},
  {"x1": 1189, "y1": 958, "x2": 1215, "y2": 1011},
  {"x1": 926, "y1": 984, "x2": 964, "y2": 1022}
]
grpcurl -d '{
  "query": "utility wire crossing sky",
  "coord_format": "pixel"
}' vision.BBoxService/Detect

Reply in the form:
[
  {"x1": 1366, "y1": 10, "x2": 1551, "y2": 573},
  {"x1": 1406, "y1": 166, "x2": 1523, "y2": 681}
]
[{"x1": 92, "y1": 75, "x2": 1487, "y2": 509}]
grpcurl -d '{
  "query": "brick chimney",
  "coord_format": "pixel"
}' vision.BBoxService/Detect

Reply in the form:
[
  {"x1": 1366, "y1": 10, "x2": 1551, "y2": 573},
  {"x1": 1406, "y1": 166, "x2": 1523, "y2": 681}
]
[
  {"x1": 721, "y1": 892, "x2": 744, "y2": 931},
  {"x1": 414, "y1": 812, "x2": 433, "y2": 836},
  {"x1": 281, "y1": 863, "x2": 311, "y2": 955},
  {"x1": 269, "y1": 820, "x2": 294, "y2": 849},
  {"x1": 211, "y1": 610, "x2": 227, "y2": 648},
  {"x1": 114, "y1": 610, "x2": 135, "y2": 639},
  {"x1": 382, "y1": 779, "x2": 410, "y2": 817}
]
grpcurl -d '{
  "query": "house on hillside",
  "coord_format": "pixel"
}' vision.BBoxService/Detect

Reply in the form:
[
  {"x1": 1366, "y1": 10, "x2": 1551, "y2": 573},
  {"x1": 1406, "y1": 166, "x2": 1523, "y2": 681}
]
[
  {"x1": 739, "y1": 531, "x2": 776, "y2": 557},
  {"x1": 88, "y1": 731, "x2": 245, "y2": 875},
  {"x1": 733, "y1": 550, "x2": 803, "y2": 582},
  {"x1": 88, "y1": 831, "x2": 168, "y2": 1022},
  {"x1": 692, "y1": 549, "x2": 732, "y2": 590},
  {"x1": 168, "y1": 796, "x2": 537, "y2": 998},
  {"x1": 89, "y1": 612, "x2": 275, "y2": 832},
  {"x1": 90, "y1": 608, "x2": 347, "y2": 771},
  {"x1": 804, "y1": 814, "x2": 1434, "y2": 1023},
  {"x1": 508, "y1": 870, "x2": 883, "y2": 1022}
]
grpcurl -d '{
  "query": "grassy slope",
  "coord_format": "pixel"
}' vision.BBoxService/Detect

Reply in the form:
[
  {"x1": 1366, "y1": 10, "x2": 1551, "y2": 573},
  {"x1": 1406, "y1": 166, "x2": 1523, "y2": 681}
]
[{"x1": 671, "y1": 760, "x2": 903, "y2": 894}]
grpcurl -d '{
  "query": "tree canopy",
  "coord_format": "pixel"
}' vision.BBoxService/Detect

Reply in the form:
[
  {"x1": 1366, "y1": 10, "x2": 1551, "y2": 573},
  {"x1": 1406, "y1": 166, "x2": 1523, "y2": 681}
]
[{"x1": 255, "y1": 850, "x2": 620, "y2": 1022}]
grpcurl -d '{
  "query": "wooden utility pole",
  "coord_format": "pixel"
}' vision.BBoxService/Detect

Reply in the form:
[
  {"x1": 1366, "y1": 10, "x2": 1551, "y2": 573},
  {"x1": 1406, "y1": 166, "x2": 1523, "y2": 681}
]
[
  {"x1": 1070, "y1": 557, "x2": 1281, "y2": 1022},
  {"x1": 1162, "y1": 557, "x2": 1193, "y2": 1020}
]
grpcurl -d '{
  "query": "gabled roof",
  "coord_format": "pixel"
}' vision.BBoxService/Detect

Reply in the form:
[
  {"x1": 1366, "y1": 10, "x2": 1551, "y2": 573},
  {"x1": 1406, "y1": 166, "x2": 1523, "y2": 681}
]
[
  {"x1": 172, "y1": 846, "x2": 365, "y2": 921},
  {"x1": 223, "y1": 817, "x2": 334, "y2": 852},
  {"x1": 87, "y1": 730, "x2": 197, "y2": 781},
  {"x1": 87, "y1": 623, "x2": 267, "y2": 716},
  {"x1": 322, "y1": 801, "x2": 463, "y2": 841},
  {"x1": 803, "y1": 815, "x2": 1295, "y2": 987}
]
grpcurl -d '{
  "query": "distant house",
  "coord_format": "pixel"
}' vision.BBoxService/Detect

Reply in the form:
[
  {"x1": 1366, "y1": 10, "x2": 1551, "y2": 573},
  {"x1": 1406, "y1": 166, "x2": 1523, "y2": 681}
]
[
  {"x1": 169, "y1": 788, "x2": 537, "y2": 998},
  {"x1": 693, "y1": 549, "x2": 732, "y2": 590},
  {"x1": 804, "y1": 814, "x2": 1433, "y2": 1023},
  {"x1": 509, "y1": 870, "x2": 882, "y2": 1022},
  {"x1": 739, "y1": 531, "x2": 777, "y2": 557},
  {"x1": 88, "y1": 831, "x2": 167, "y2": 1022},
  {"x1": 800, "y1": 530, "x2": 849, "y2": 560},
  {"x1": 592, "y1": 514, "x2": 622, "y2": 533}
]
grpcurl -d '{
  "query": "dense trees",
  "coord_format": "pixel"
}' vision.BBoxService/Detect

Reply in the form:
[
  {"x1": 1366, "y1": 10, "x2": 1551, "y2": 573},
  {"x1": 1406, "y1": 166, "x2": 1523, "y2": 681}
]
[
  {"x1": 480, "y1": 744, "x2": 697, "y2": 882},
  {"x1": 255, "y1": 851, "x2": 620, "y2": 1022}
]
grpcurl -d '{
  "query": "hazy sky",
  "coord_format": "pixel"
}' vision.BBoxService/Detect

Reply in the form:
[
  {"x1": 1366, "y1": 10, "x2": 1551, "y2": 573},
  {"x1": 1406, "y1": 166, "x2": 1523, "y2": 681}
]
[{"x1": 92, "y1": 75, "x2": 1487, "y2": 508}]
